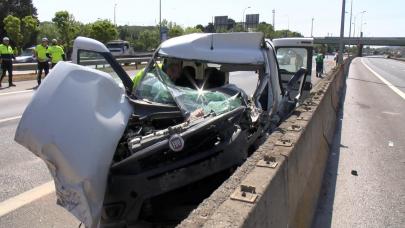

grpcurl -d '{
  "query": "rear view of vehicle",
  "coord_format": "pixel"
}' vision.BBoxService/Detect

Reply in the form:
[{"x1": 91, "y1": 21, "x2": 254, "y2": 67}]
[{"x1": 106, "y1": 40, "x2": 135, "y2": 58}]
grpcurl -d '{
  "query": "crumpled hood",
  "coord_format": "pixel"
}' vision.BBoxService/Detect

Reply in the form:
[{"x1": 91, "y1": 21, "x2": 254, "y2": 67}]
[{"x1": 15, "y1": 62, "x2": 133, "y2": 227}]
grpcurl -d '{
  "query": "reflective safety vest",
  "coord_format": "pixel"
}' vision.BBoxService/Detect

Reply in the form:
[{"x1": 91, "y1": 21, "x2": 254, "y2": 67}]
[
  {"x1": 35, "y1": 44, "x2": 49, "y2": 62},
  {"x1": 0, "y1": 44, "x2": 14, "y2": 60},
  {"x1": 48, "y1": 45, "x2": 65, "y2": 63},
  {"x1": 132, "y1": 63, "x2": 163, "y2": 89},
  {"x1": 315, "y1": 54, "x2": 324, "y2": 63}
]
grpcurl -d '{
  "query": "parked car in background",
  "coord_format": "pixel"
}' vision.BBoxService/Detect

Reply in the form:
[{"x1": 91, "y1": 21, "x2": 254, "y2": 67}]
[
  {"x1": 15, "y1": 47, "x2": 36, "y2": 63},
  {"x1": 106, "y1": 40, "x2": 135, "y2": 58}
]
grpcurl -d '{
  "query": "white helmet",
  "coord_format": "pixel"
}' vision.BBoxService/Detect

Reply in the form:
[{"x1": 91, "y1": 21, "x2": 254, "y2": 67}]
[
  {"x1": 3, "y1": 37, "x2": 9, "y2": 42},
  {"x1": 42, "y1": 37, "x2": 49, "y2": 42}
]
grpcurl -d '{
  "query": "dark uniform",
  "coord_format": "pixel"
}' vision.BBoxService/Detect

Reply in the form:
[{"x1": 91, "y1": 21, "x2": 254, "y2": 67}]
[{"x1": 0, "y1": 42, "x2": 16, "y2": 87}]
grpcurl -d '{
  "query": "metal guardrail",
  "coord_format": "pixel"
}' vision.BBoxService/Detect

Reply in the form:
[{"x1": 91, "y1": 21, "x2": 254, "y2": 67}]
[{"x1": 13, "y1": 56, "x2": 153, "y2": 71}]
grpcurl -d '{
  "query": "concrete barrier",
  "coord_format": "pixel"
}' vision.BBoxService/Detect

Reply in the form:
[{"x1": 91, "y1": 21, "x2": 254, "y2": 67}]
[{"x1": 178, "y1": 59, "x2": 351, "y2": 228}]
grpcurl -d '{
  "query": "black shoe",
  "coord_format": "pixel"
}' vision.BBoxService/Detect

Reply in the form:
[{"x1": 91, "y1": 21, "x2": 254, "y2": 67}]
[{"x1": 9, "y1": 83, "x2": 16, "y2": 87}]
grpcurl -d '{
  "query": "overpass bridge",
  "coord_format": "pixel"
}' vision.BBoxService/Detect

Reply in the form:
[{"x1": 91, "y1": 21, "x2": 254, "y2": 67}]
[{"x1": 313, "y1": 37, "x2": 405, "y2": 56}]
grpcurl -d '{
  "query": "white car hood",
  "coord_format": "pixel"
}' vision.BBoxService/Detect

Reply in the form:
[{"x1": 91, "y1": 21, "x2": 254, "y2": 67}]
[{"x1": 15, "y1": 62, "x2": 133, "y2": 227}]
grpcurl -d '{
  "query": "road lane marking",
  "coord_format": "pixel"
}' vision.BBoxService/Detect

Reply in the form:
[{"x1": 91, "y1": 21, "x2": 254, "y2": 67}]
[
  {"x1": 361, "y1": 58, "x2": 405, "y2": 100},
  {"x1": 0, "y1": 115, "x2": 22, "y2": 124},
  {"x1": 0, "y1": 90, "x2": 33, "y2": 96},
  {"x1": 0, "y1": 181, "x2": 55, "y2": 217}
]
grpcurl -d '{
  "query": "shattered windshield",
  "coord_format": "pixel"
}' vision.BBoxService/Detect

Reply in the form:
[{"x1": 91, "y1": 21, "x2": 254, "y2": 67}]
[{"x1": 134, "y1": 63, "x2": 243, "y2": 117}]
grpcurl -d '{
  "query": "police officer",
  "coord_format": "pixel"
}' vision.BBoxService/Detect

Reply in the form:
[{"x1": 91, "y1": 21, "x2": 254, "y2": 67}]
[
  {"x1": 47, "y1": 39, "x2": 66, "y2": 68},
  {"x1": 0, "y1": 37, "x2": 16, "y2": 87},
  {"x1": 35, "y1": 38, "x2": 50, "y2": 86}
]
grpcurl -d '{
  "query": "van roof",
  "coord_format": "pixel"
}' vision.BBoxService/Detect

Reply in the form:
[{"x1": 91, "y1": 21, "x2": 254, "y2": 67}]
[{"x1": 158, "y1": 32, "x2": 265, "y2": 65}]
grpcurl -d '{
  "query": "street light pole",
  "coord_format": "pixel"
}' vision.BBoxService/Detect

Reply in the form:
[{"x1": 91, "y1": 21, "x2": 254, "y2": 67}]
[
  {"x1": 349, "y1": 0, "x2": 353, "y2": 38},
  {"x1": 338, "y1": 0, "x2": 346, "y2": 64},
  {"x1": 114, "y1": 3, "x2": 117, "y2": 26},
  {"x1": 359, "y1": 11, "x2": 366, "y2": 36},
  {"x1": 159, "y1": 0, "x2": 162, "y2": 41},
  {"x1": 352, "y1": 21, "x2": 356, "y2": 39},
  {"x1": 360, "y1": 22, "x2": 366, "y2": 37},
  {"x1": 311, "y1": 17, "x2": 314, "y2": 37},
  {"x1": 242, "y1": 6, "x2": 251, "y2": 32}
]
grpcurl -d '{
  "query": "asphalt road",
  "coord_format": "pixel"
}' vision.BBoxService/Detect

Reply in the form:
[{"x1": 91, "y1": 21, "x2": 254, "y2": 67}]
[
  {"x1": 313, "y1": 57, "x2": 405, "y2": 228},
  {"x1": 0, "y1": 60, "x2": 333, "y2": 227}
]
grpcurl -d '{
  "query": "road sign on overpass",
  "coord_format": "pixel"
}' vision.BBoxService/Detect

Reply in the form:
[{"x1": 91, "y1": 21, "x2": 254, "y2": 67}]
[{"x1": 314, "y1": 37, "x2": 405, "y2": 46}]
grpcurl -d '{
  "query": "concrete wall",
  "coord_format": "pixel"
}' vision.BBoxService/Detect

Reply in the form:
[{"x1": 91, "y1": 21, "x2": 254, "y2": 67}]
[{"x1": 178, "y1": 59, "x2": 350, "y2": 228}]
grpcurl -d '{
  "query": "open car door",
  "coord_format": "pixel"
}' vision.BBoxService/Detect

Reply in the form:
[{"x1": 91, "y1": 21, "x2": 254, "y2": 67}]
[
  {"x1": 15, "y1": 37, "x2": 134, "y2": 228},
  {"x1": 273, "y1": 38, "x2": 314, "y2": 102}
]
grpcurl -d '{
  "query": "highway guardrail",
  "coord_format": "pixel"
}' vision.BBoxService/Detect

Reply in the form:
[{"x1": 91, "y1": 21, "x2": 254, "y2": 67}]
[{"x1": 12, "y1": 56, "x2": 153, "y2": 72}]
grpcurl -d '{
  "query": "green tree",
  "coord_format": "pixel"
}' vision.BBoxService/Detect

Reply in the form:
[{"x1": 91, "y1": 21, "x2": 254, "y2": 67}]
[
  {"x1": 21, "y1": 16, "x2": 38, "y2": 48},
  {"x1": 232, "y1": 23, "x2": 244, "y2": 32},
  {"x1": 168, "y1": 23, "x2": 184, "y2": 38},
  {"x1": 227, "y1": 18, "x2": 236, "y2": 30},
  {"x1": 3, "y1": 15, "x2": 22, "y2": 48},
  {"x1": 0, "y1": 0, "x2": 37, "y2": 37},
  {"x1": 184, "y1": 27, "x2": 202, "y2": 34},
  {"x1": 89, "y1": 20, "x2": 118, "y2": 43},
  {"x1": 138, "y1": 29, "x2": 159, "y2": 51},
  {"x1": 195, "y1": 24, "x2": 204, "y2": 31},
  {"x1": 204, "y1": 23, "x2": 215, "y2": 33},
  {"x1": 38, "y1": 22, "x2": 59, "y2": 42},
  {"x1": 256, "y1": 22, "x2": 274, "y2": 38},
  {"x1": 78, "y1": 23, "x2": 92, "y2": 38},
  {"x1": 52, "y1": 11, "x2": 79, "y2": 50}
]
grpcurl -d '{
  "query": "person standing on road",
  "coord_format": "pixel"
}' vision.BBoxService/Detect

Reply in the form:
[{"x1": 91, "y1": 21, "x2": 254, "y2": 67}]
[
  {"x1": 35, "y1": 38, "x2": 50, "y2": 86},
  {"x1": 0, "y1": 37, "x2": 16, "y2": 88},
  {"x1": 315, "y1": 52, "x2": 325, "y2": 78},
  {"x1": 334, "y1": 52, "x2": 339, "y2": 66},
  {"x1": 47, "y1": 39, "x2": 66, "y2": 68}
]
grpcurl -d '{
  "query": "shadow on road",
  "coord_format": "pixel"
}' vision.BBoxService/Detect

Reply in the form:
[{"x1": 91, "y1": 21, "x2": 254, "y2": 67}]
[{"x1": 312, "y1": 71, "x2": 349, "y2": 228}]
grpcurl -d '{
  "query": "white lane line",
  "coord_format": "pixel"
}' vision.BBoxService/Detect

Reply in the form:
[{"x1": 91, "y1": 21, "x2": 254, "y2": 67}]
[
  {"x1": 0, "y1": 90, "x2": 33, "y2": 96},
  {"x1": 0, "y1": 115, "x2": 22, "y2": 124},
  {"x1": 361, "y1": 58, "x2": 405, "y2": 100},
  {"x1": 0, "y1": 181, "x2": 55, "y2": 217}
]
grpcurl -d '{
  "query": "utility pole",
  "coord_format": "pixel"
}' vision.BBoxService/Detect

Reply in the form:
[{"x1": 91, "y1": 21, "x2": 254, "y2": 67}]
[
  {"x1": 159, "y1": 0, "x2": 162, "y2": 42},
  {"x1": 349, "y1": 0, "x2": 353, "y2": 38},
  {"x1": 311, "y1": 17, "x2": 314, "y2": 37},
  {"x1": 114, "y1": 3, "x2": 117, "y2": 26},
  {"x1": 272, "y1": 9, "x2": 275, "y2": 30},
  {"x1": 338, "y1": 0, "x2": 346, "y2": 64},
  {"x1": 359, "y1": 11, "x2": 366, "y2": 36},
  {"x1": 242, "y1": 6, "x2": 251, "y2": 32}
]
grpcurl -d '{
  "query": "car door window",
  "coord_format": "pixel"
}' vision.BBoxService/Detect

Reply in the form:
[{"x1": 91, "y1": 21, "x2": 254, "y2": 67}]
[
  {"x1": 277, "y1": 47, "x2": 309, "y2": 99},
  {"x1": 78, "y1": 50, "x2": 121, "y2": 84},
  {"x1": 277, "y1": 48, "x2": 308, "y2": 74}
]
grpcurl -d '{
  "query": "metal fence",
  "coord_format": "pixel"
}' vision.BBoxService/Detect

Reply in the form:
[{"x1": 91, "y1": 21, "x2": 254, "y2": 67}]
[{"x1": 13, "y1": 56, "x2": 153, "y2": 72}]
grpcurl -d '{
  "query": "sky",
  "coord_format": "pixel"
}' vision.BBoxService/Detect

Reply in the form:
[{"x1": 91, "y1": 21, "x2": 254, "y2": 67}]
[{"x1": 32, "y1": 0, "x2": 405, "y2": 37}]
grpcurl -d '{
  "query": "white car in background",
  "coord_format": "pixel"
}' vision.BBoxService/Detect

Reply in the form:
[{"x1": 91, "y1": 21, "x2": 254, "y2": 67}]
[{"x1": 15, "y1": 47, "x2": 36, "y2": 63}]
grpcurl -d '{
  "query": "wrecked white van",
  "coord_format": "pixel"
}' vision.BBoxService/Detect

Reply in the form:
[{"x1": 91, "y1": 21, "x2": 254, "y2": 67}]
[{"x1": 15, "y1": 33, "x2": 314, "y2": 227}]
